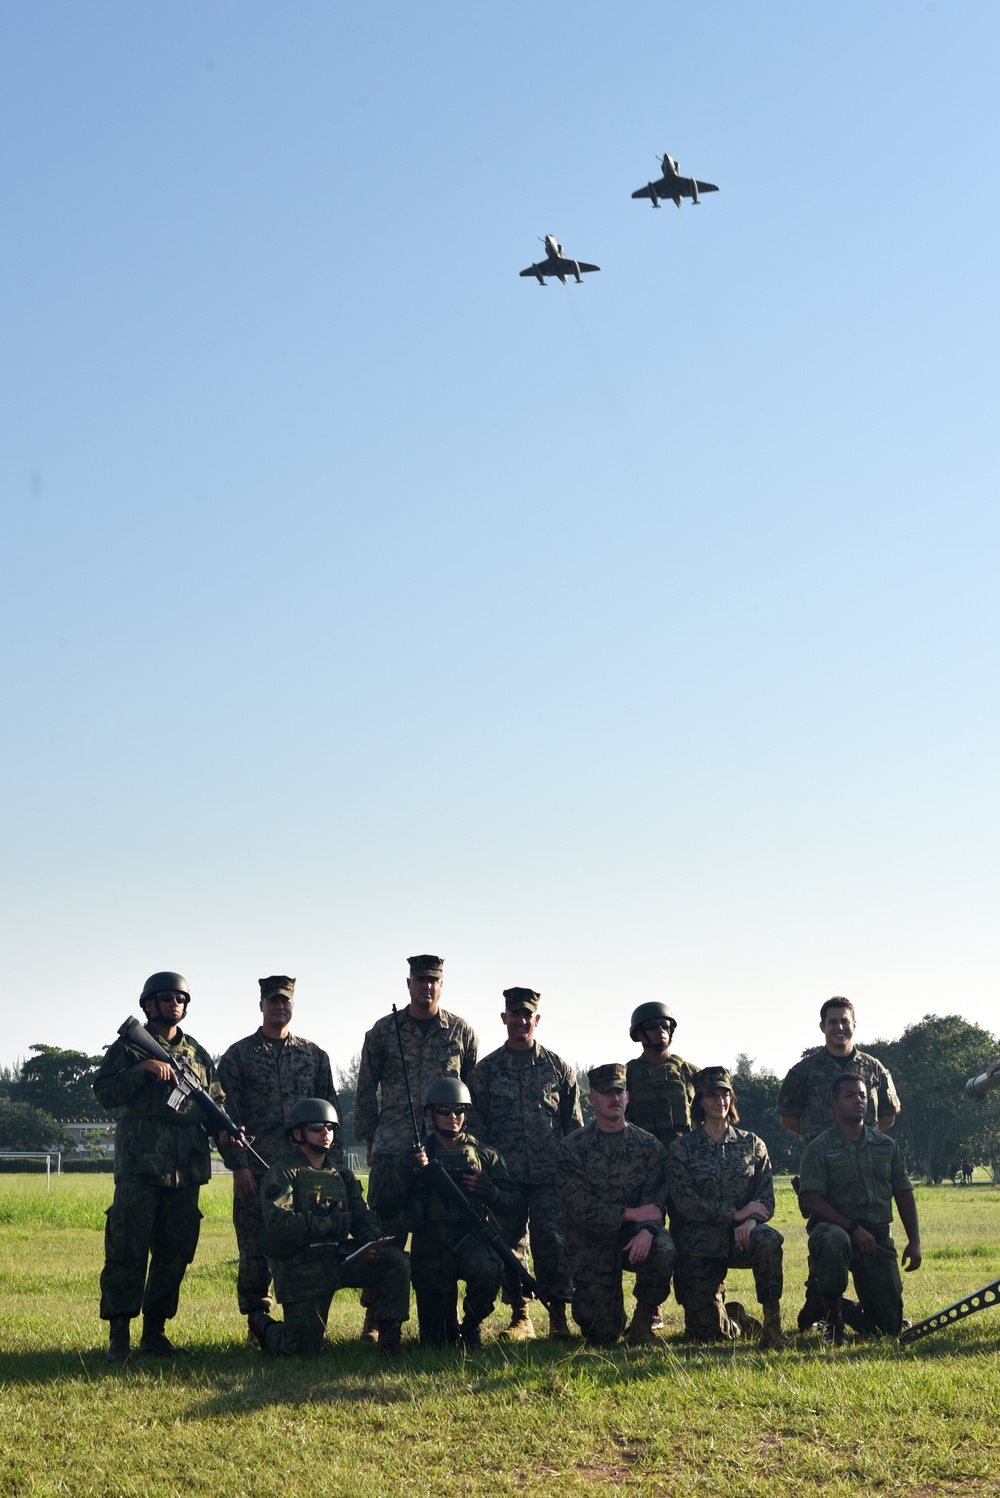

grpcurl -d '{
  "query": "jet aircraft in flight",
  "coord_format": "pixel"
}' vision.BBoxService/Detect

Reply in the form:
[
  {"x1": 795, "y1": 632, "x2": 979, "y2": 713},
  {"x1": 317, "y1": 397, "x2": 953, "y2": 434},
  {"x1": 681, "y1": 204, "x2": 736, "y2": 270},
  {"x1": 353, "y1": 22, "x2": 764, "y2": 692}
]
[
  {"x1": 631, "y1": 152, "x2": 719, "y2": 209},
  {"x1": 519, "y1": 235, "x2": 600, "y2": 285}
]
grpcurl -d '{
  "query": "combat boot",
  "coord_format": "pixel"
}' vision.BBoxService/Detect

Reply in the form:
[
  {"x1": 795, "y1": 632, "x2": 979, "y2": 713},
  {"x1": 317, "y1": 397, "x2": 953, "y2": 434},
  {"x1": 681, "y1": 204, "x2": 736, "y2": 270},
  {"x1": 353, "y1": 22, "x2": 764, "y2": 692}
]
[
  {"x1": 459, "y1": 1316, "x2": 483, "y2": 1350},
  {"x1": 376, "y1": 1319, "x2": 404, "y2": 1357},
  {"x1": 650, "y1": 1304, "x2": 664, "y2": 1330},
  {"x1": 625, "y1": 1300, "x2": 661, "y2": 1347},
  {"x1": 725, "y1": 1301, "x2": 763, "y2": 1338},
  {"x1": 107, "y1": 1316, "x2": 131, "y2": 1363},
  {"x1": 360, "y1": 1303, "x2": 380, "y2": 1343},
  {"x1": 759, "y1": 1299, "x2": 788, "y2": 1350},
  {"x1": 498, "y1": 1302, "x2": 536, "y2": 1340},
  {"x1": 247, "y1": 1311, "x2": 277, "y2": 1351},
  {"x1": 822, "y1": 1297, "x2": 846, "y2": 1347},
  {"x1": 139, "y1": 1316, "x2": 188, "y2": 1356},
  {"x1": 548, "y1": 1300, "x2": 573, "y2": 1341},
  {"x1": 796, "y1": 1273, "x2": 827, "y2": 1332}
]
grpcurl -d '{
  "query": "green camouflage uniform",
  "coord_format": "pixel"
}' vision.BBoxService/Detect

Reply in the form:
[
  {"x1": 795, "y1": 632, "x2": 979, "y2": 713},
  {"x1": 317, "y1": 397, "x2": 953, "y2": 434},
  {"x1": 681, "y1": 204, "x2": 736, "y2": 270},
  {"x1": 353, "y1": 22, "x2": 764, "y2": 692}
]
[
  {"x1": 217, "y1": 1030, "x2": 342, "y2": 1315},
  {"x1": 257, "y1": 1146, "x2": 410, "y2": 1355},
  {"x1": 93, "y1": 1026, "x2": 224, "y2": 1323},
  {"x1": 469, "y1": 1042, "x2": 582, "y2": 1303},
  {"x1": 558, "y1": 1121, "x2": 676, "y2": 1345},
  {"x1": 355, "y1": 1007, "x2": 478, "y2": 1231},
  {"x1": 799, "y1": 1124, "x2": 913, "y2": 1335},
  {"x1": 378, "y1": 1133, "x2": 519, "y2": 1344},
  {"x1": 777, "y1": 1048, "x2": 900, "y2": 1141},
  {"x1": 625, "y1": 1053, "x2": 700, "y2": 1146},
  {"x1": 668, "y1": 1125, "x2": 783, "y2": 1339}
]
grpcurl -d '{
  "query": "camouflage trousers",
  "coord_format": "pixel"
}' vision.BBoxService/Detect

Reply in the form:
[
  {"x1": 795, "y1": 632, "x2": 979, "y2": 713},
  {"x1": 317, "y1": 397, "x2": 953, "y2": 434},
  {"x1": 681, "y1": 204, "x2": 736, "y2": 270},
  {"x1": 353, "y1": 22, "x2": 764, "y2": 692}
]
[
  {"x1": 503, "y1": 1181, "x2": 573, "y2": 1304},
  {"x1": 569, "y1": 1226, "x2": 676, "y2": 1345},
  {"x1": 367, "y1": 1155, "x2": 407, "y2": 1241},
  {"x1": 809, "y1": 1221, "x2": 904, "y2": 1336},
  {"x1": 232, "y1": 1179, "x2": 273, "y2": 1315},
  {"x1": 99, "y1": 1178, "x2": 202, "y2": 1322},
  {"x1": 675, "y1": 1224, "x2": 784, "y2": 1341},
  {"x1": 260, "y1": 1246, "x2": 411, "y2": 1357}
]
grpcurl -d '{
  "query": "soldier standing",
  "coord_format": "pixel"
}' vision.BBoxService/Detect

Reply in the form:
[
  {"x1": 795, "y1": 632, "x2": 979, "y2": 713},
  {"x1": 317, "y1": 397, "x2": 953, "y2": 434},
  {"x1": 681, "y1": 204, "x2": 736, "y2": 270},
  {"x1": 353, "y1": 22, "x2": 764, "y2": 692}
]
[
  {"x1": 668, "y1": 1067, "x2": 786, "y2": 1347},
  {"x1": 469, "y1": 987, "x2": 582, "y2": 1341},
  {"x1": 94, "y1": 971, "x2": 231, "y2": 1362},
  {"x1": 558, "y1": 1064, "x2": 676, "y2": 1346},
  {"x1": 378, "y1": 1077, "x2": 521, "y2": 1347},
  {"x1": 799, "y1": 1074, "x2": 921, "y2": 1343},
  {"x1": 251, "y1": 1099, "x2": 409, "y2": 1357},
  {"x1": 355, "y1": 953, "x2": 479, "y2": 1339},
  {"x1": 217, "y1": 975, "x2": 342, "y2": 1340}
]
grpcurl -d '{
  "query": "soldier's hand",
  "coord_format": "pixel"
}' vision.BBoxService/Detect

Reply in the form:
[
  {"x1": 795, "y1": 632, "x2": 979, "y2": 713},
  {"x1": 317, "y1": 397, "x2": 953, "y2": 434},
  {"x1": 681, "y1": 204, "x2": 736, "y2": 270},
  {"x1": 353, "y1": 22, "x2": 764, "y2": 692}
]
[
  {"x1": 357, "y1": 1242, "x2": 379, "y2": 1264},
  {"x1": 624, "y1": 1230, "x2": 652, "y2": 1266},
  {"x1": 902, "y1": 1240, "x2": 922, "y2": 1272},
  {"x1": 623, "y1": 1203, "x2": 663, "y2": 1225},
  {"x1": 233, "y1": 1167, "x2": 257, "y2": 1199},
  {"x1": 852, "y1": 1224, "x2": 878, "y2": 1256},
  {"x1": 734, "y1": 1218, "x2": 757, "y2": 1250},
  {"x1": 412, "y1": 1148, "x2": 429, "y2": 1169},
  {"x1": 733, "y1": 1199, "x2": 769, "y2": 1224},
  {"x1": 463, "y1": 1169, "x2": 497, "y2": 1201},
  {"x1": 137, "y1": 1058, "x2": 177, "y2": 1084}
]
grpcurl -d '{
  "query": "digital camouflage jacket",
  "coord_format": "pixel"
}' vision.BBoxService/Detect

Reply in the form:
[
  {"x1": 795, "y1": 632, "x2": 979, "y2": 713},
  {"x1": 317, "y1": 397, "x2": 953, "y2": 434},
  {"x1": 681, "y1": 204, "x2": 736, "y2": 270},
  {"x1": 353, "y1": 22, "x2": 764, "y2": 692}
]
[
  {"x1": 355, "y1": 1007, "x2": 478, "y2": 1157},
  {"x1": 668, "y1": 1124, "x2": 775, "y2": 1257},
  {"x1": 777, "y1": 1048, "x2": 900, "y2": 1142},
  {"x1": 558, "y1": 1121, "x2": 669, "y2": 1278},
  {"x1": 93, "y1": 1026, "x2": 225, "y2": 1188},
  {"x1": 469, "y1": 1043, "x2": 583, "y2": 1184},
  {"x1": 217, "y1": 1030, "x2": 342, "y2": 1174}
]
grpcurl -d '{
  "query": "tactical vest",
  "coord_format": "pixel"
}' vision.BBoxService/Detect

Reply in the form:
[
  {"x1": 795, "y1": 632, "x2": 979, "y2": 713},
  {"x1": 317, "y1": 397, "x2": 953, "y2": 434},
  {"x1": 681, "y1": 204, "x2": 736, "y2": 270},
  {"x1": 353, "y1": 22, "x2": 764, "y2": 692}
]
[
  {"x1": 625, "y1": 1056, "x2": 695, "y2": 1144},
  {"x1": 260, "y1": 1163, "x2": 351, "y2": 1259}
]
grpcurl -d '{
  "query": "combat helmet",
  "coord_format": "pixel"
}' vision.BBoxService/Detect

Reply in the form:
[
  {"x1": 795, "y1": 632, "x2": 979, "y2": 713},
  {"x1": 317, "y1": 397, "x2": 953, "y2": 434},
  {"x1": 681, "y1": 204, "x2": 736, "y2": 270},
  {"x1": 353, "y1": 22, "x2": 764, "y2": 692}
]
[
  {"x1": 285, "y1": 1098, "x2": 340, "y2": 1135},
  {"x1": 422, "y1": 1077, "x2": 472, "y2": 1109},
  {"x1": 629, "y1": 1001, "x2": 676, "y2": 1042},
  {"x1": 140, "y1": 972, "x2": 191, "y2": 1011}
]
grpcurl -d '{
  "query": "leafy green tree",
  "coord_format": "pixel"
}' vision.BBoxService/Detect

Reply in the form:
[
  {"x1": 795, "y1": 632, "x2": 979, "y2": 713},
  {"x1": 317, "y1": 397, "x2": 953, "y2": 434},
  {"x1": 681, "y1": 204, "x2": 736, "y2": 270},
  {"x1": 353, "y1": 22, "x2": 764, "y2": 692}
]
[
  {"x1": 14, "y1": 1045, "x2": 103, "y2": 1120},
  {"x1": 0, "y1": 1099, "x2": 70, "y2": 1151},
  {"x1": 0, "y1": 1059, "x2": 22, "y2": 1100},
  {"x1": 871, "y1": 1014, "x2": 1000, "y2": 1182},
  {"x1": 732, "y1": 1055, "x2": 800, "y2": 1174}
]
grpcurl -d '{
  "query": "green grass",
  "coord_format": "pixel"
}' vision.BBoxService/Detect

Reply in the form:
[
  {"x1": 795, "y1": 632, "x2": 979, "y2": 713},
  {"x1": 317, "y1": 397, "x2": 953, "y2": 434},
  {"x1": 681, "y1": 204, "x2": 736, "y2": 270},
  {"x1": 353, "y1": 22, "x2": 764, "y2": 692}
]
[{"x1": 2, "y1": 1175, "x2": 1000, "y2": 1496}]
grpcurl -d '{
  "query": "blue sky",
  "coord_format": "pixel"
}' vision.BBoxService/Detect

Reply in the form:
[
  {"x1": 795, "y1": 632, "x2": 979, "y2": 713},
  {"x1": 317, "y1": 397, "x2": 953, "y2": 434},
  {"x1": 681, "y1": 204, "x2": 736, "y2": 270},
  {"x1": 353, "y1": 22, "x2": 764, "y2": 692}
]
[{"x1": 3, "y1": 3, "x2": 998, "y2": 1089}]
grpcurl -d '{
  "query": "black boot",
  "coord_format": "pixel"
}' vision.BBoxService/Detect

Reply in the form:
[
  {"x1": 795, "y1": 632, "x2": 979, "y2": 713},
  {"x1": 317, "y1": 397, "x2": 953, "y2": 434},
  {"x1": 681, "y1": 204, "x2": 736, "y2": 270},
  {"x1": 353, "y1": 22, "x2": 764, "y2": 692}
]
[
  {"x1": 459, "y1": 1316, "x2": 483, "y2": 1350},
  {"x1": 139, "y1": 1316, "x2": 188, "y2": 1356},
  {"x1": 107, "y1": 1316, "x2": 131, "y2": 1363},
  {"x1": 822, "y1": 1297, "x2": 846, "y2": 1347},
  {"x1": 247, "y1": 1311, "x2": 277, "y2": 1351},
  {"x1": 797, "y1": 1273, "x2": 827, "y2": 1332}
]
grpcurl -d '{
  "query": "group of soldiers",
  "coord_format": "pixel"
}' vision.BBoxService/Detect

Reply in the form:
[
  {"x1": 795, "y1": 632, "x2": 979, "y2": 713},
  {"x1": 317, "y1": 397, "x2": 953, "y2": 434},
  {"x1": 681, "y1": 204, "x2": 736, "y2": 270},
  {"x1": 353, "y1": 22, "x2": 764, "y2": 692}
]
[{"x1": 93, "y1": 956, "x2": 921, "y2": 1361}]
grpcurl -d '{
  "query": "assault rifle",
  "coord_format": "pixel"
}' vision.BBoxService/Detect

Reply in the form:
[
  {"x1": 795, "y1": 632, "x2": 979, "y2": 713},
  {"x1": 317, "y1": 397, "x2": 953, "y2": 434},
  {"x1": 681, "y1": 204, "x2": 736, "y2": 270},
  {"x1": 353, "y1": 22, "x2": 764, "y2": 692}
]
[
  {"x1": 117, "y1": 1015, "x2": 268, "y2": 1170},
  {"x1": 389, "y1": 1004, "x2": 551, "y2": 1313},
  {"x1": 899, "y1": 1278, "x2": 1000, "y2": 1345}
]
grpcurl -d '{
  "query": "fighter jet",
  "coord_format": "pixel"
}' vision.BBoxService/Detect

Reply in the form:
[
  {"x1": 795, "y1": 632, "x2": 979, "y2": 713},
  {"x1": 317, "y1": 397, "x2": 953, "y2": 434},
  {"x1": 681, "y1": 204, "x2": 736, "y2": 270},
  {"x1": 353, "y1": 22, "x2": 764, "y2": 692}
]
[
  {"x1": 519, "y1": 235, "x2": 600, "y2": 286},
  {"x1": 631, "y1": 152, "x2": 719, "y2": 210}
]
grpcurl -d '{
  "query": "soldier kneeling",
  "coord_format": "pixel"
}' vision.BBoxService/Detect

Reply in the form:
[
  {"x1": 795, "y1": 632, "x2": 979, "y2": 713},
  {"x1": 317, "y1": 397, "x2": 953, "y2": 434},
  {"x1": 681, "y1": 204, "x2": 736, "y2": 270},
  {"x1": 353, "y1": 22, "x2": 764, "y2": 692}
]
[{"x1": 251, "y1": 1099, "x2": 410, "y2": 1356}]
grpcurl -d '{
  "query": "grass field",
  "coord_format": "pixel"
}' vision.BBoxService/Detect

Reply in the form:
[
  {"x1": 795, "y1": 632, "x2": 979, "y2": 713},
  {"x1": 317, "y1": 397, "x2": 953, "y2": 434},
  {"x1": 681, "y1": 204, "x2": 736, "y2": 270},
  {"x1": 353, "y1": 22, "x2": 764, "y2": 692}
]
[{"x1": 2, "y1": 1174, "x2": 1000, "y2": 1497}]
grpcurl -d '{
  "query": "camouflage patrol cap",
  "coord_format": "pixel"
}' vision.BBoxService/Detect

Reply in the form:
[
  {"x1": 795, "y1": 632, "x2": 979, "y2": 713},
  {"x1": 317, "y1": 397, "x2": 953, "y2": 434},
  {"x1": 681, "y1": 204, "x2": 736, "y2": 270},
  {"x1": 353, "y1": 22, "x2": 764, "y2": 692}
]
[
  {"x1": 502, "y1": 987, "x2": 540, "y2": 1011},
  {"x1": 587, "y1": 1063, "x2": 628, "y2": 1094},
  {"x1": 408, "y1": 954, "x2": 444, "y2": 977},
  {"x1": 259, "y1": 975, "x2": 296, "y2": 1001},
  {"x1": 694, "y1": 1066, "x2": 734, "y2": 1095}
]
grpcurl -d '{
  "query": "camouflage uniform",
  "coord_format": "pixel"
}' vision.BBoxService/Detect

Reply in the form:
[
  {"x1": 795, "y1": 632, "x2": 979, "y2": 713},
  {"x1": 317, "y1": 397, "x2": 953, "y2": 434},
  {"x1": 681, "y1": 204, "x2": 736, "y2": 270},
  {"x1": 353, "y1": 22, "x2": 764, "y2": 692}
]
[
  {"x1": 558, "y1": 1121, "x2": 676, "y2": 1345},
  {"x1": 93, "y1": 1026, "x2": 224, "y2": 1323},
  {"x1": 356, "y1": 1007, "x2": 478, "y2": 1231},
  {"x1": 217, "y1": 1030, "x2": 341, "y2": 1315},
  {"x1": 378, "y1": 1132, "x2": 520, "y2": 1345},
  {"x1": 777, "y1": 1048, "x2": 900, "y2": 1141},
  {"x1": 257, "y1": 1147, "x2": 410, "y2": 1355},
  {"x1": 668, "y1": 1125, "x2": 783, "y2": 1339},
  {"x1": 625, "y1": 1053, "x2": 700, "y2": 1146},
  {"x1": 469, "y1": 1043, "x2": 582, "y2": 1302},
  {"x1": 799, "y1": 1124, "x2": 913, "y2": 1335}
]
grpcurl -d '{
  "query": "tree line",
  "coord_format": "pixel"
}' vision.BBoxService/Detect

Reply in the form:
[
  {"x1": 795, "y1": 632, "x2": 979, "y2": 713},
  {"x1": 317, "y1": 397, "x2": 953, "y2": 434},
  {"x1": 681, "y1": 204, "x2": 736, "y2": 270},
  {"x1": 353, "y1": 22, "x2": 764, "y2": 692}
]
[{"x1": 3, "y1": 1016, "x2": 999, "y2": 1182}]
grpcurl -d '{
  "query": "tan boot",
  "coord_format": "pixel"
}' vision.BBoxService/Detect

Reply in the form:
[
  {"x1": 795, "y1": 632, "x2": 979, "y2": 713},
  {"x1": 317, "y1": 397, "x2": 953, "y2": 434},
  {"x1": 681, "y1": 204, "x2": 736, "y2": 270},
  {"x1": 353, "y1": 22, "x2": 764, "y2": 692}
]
[
  {"x1": 498, "y1": 1302, "x2": 536, "y2": 1340},
  {"x1": 759, "y1": 1300, "x2": 788, "y2": 1350},
  {"x1": 548, "y1": 1301, "x2": 573, "y2": 1341},
  {"x1": 360, "y1": 1304, "x2": 379, "y2": 1343},
  {"x1": 650, "y1": 1304, "x2": 664, "y2": 1330},
  {"x1": 725, "y1": 1301, "x2": 762, "y2": 1339},
  {"x1": 625, "y1": 1300, "x2": 661, "y2": 1347}
]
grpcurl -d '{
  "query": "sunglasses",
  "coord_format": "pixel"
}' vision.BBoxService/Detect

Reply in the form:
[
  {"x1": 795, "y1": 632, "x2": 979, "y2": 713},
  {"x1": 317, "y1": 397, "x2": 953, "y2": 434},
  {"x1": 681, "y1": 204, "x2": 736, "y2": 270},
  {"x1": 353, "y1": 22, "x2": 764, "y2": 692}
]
[{"x1": 432, "y1": 1106, "x2": 467, "y2": 1118}]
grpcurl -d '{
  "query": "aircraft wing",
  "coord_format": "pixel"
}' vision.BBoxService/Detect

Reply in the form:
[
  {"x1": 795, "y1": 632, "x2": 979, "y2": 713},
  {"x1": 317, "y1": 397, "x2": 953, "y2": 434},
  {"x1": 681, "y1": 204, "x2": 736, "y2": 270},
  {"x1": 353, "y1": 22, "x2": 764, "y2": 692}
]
[
  {"x1": 691, "y1": 179, "x2": 719, "y2": 194},
  {"x1": 631, "y1": 177, "x2": 668, "y2": 201},
  {"x1": 572, "y1": 261, "x2": 600, "y2": 274}
]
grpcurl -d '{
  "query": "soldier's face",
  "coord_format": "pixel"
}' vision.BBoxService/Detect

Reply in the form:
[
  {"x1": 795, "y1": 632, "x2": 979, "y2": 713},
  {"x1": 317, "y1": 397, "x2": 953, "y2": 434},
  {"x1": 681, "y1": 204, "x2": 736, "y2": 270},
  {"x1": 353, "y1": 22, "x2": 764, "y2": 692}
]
[
  {"x1": 260, "y1": 994, "x2": 294, "y2": 1030},
  {"x1": 640, "y1": 1021, "x2": 672, "y2": 1053},
  {"x1": 590, "y1": 1086, "x2": 628, "y2": 1129},
  {"x1": 832, "y1": 1078, "x2": 868, "y2": 1124},
  {"x1": 701, "y1": 1087, "x2": 732, "y2": 1121},
  {"x1": 502, "y1": 1008, "x2": 539, "y2": 1049},
  {"x1": 820, "y1": 1006, "x2": 855, "y2": 1053},
  {"x1": 141, "y1": 991, "x2": 187, "y2": 1031},
  {"x1": 426, "y1": 1104, "x2": 465, "y2": 1144},
  {"x1": 408, "y1": 974, "x2": 443, "y2": 1012}
]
